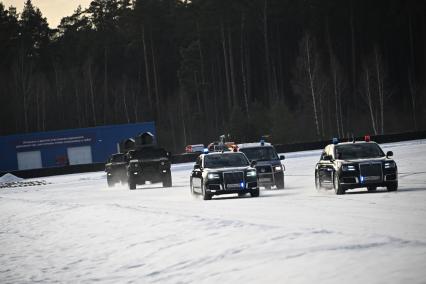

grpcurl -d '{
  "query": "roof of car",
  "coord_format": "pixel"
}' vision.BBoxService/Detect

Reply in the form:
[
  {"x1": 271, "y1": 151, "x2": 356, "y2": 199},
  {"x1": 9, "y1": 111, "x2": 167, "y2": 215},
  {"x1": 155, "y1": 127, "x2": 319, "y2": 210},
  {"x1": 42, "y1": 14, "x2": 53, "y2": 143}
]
[{"x1": 237, "y1": 142, "x2": 272, "y2": 148}]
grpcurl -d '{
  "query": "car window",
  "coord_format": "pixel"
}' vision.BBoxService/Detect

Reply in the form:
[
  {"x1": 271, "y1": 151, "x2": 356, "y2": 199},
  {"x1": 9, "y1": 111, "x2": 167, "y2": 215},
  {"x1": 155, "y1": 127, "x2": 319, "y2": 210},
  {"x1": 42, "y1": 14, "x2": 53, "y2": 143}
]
[
  {"x1": 239, "y1": 147, "x2": 278, "y2": 161},
  {"x1": 335, "y1": 143, "x2": 385, "y2": 159},
  {"x1": 204, "y1": 153, "x2": 249, "y2": 168}
]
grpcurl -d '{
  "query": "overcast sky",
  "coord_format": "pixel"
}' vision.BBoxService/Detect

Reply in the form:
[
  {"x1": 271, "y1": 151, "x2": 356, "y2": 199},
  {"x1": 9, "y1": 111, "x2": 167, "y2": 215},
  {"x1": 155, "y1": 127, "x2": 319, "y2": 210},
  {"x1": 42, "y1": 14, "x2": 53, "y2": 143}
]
[{"x1": 2, "y1": 0, "x2": 92, "y2": 27}]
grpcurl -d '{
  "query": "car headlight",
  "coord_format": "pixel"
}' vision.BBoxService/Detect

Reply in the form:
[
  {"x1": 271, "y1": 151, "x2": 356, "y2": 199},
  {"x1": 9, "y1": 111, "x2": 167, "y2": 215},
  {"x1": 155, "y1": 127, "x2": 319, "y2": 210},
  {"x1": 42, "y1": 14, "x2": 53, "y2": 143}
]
[
  {"x1": 384, "y1": 161, "x2": 396, "y2": 169},
  {"x1": 342, "y1": 164, "x2": 356, "y2": 171},
  {"x1": 274, "y1": 165, "x2": 282, "y2": 172},
  {"x1": 247, "y1": 170, "x2": 257, "y2": 177},
  {"x1": 207, "y1": 173, "x2": 220, "y2": 179},
  {"x1": 130, "y1": 163, "x2": 139, "y2": 168}
]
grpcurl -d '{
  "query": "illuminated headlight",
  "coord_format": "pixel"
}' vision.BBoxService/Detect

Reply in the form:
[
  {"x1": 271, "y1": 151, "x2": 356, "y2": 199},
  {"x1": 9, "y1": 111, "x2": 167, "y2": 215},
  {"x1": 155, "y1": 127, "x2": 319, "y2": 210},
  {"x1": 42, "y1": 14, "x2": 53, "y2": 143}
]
[
  {"x1": 208, "y1": 173, "x2": 220, "y2": 179},
  {"x1": 274, "y1": 166, "x2": 282, "y2": 172},
  {"x1": 107, "y1": 172, "x2": 112, "y2": 176},
  {"x1": 247, "y1": 170, "x2": 257, "y2": 177},
  {"x1": 342, "y1": 165, "x2": 356, "y2": 171},
  {"x1": 133, "y1": 172, "x2": 139, "y2": 175},
  {"x1": 384, "y1": 161, "x2": 396, "y2": 169}
]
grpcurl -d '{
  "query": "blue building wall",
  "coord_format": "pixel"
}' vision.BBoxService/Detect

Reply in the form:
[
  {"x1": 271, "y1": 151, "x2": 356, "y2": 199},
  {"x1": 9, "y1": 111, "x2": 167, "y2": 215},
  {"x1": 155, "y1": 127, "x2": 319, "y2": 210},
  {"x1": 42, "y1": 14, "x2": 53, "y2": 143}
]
[{"x1": 0, "y1": 122, "x2": 155, "y2": 172}]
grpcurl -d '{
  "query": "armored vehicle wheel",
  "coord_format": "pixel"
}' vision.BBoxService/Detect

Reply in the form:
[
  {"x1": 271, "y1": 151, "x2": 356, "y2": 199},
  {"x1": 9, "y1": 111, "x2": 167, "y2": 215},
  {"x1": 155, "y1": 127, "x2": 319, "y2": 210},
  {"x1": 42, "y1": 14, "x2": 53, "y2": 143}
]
[
  {"x1": 238, "y1": 192, "x2": 247, "y2": 197},
  {"x1": 250, "y1": 188, "x2": 260, "y2": 197},
  {"x1": 162, "y1": 172, "x2": 172, "y2": 187},
  {"x1": 387, "y1": 181, "x2": 398, "y2": 192},
  {"x1": 333, "y1": 172, "x2": 345, "y2": 195}
]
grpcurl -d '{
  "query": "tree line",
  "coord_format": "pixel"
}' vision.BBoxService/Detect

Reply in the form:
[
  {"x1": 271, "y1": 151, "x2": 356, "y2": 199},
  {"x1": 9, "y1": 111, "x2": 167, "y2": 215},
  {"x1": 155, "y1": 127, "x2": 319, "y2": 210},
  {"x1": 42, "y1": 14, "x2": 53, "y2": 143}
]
[{"x1": 0, "y1": 0, "x2": 425, "y2": 152}]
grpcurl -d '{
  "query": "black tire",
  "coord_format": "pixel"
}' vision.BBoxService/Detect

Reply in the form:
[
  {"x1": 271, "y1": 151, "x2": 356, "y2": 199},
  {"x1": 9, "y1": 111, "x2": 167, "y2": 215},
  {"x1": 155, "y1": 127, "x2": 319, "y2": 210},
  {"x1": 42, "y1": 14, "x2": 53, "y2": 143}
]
[
  {"x1": 276, "y1": 175, "x2": 285, "y2": 189},
  {"x1": 265, "y1": 185, "x2": 272, "y2": 190},
  {"x1": 162, "y1": 172, "x2": 172, "y2": 187},
  {"x1": 107, "y1": 176, "x2": 114, "y2": 188},
  {"x1": 315, "y1": 171, "x2": 321, "y2": 190},
  {"x1": 367, "y1": 186, "x2": 377, "y2": 192},
  {"x1": 387, "y1": 181, "x2": 398, "y2": 192},
  {"x1": 250, "y1": 188, "x2": 260, "y2": 197},
  {"x1": 202, "y1": 184, "x2": 212, "y2": 200},
  {"x1": 128, "y1": 178, "x2": 136, "y2": 190},
  {"x1": 333, "y1": 172, "x2": 345, "y2": 195},
  {"x1": 238, "y1": 192, "x2": 246, "y2": 197}
]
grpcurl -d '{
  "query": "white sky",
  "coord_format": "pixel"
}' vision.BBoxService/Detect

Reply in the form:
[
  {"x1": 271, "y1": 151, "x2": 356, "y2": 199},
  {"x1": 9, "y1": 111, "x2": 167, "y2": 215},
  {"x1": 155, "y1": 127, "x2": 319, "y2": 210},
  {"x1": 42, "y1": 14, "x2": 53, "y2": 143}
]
[{"x1": 2, "y1": 0, "x2": 92, "y2": 27}]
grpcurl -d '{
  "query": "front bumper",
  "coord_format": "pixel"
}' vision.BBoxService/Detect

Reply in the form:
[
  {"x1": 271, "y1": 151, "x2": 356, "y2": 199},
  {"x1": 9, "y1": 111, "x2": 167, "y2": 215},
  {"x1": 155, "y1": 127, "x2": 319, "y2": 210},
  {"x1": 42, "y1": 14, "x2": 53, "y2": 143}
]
[
  {"x1": 338, "y1": 168, "x2": 398, "y2": 189},
  {"x1": 205, "y1": 181, "x2": 258, "y2": 196}
]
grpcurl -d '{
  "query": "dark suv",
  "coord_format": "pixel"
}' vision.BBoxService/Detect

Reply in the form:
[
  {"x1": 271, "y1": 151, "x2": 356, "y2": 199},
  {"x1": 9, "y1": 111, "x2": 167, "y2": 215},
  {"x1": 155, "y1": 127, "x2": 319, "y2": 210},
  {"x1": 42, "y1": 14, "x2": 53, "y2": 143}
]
[
  {"x1": 238, "y1": 142, "x2": 285, "y2": 189},
  {"x1": 126, "y1": 147, "x2": 172, "y2": 190}
]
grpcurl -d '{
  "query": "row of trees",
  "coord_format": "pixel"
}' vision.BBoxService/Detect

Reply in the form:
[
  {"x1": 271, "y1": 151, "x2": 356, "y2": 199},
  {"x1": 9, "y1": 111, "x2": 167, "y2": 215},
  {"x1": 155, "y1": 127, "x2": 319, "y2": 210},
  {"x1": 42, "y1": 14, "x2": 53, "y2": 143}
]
[{"x1": 1, "y1": 0, "x2": 425, "y2": 152}]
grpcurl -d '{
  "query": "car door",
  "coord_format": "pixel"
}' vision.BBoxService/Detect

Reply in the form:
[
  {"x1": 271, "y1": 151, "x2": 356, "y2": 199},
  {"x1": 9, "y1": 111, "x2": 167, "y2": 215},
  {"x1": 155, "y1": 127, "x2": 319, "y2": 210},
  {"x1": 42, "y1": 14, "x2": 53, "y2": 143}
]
[{"x1": 191, "y1": 156, "x2": 203, "y2": 192}]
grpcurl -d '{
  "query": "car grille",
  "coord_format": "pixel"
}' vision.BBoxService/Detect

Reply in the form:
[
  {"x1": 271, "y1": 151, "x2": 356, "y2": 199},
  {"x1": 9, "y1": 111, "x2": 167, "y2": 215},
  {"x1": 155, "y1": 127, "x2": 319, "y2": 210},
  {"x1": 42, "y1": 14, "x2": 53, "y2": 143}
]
[
  {"x1": 360, "y1": 163, "x2": 382, "y2": 183},
  {"x1": 223, "y1": 172, "x2": 244, "y2": 186},
  {"x1": 256, "y1": 165, "x2": 272, "y2": 173}
]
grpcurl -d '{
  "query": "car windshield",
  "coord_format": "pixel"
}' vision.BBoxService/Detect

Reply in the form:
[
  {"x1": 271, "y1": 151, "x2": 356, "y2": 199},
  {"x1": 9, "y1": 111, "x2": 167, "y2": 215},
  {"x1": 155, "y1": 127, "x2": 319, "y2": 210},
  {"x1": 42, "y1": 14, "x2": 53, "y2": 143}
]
[
  {"x1": 111, "y1": 154, "x2": 125, "y2": 162},
  {"x1": 204, "y1": 153, "x2": 249, "y2": 168},
  {"x1": 335, "y1": 143, "x2": 385, "y2": 159},
  {"x1": 239, "y1": 147, "x2": 278, "y2": 161}
]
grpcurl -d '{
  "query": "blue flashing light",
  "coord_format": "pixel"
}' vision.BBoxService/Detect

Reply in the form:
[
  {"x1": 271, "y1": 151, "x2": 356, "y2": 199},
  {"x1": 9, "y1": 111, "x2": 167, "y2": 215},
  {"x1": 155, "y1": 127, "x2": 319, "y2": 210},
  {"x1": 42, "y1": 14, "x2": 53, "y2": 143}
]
[
  {"x1": 332, "y1": 138, "x2": 339, "y2": 145},
  {"x1": 360, "y1": 176, "x2": 365, "y2": 183},
  {"x1": 203, "y1": 148, "x2": 209, "y2": 154},
  {"x1": 240, "y1": 182, "x2": 245, "y2": 188}
]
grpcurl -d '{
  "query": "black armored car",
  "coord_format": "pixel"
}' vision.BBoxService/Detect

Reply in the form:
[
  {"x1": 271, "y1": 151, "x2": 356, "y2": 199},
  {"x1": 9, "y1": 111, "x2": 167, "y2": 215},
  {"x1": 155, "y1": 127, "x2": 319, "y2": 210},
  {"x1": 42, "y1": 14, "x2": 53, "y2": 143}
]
[{"x1": 315, "y1": 136, "x2": 398, "y2": 194}]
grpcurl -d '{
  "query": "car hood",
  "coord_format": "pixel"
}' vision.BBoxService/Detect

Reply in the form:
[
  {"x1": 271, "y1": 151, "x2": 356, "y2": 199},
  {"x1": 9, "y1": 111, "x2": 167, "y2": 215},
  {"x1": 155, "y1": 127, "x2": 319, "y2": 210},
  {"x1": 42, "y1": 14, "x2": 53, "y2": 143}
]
[
  {"x1": 338, "y1": 157, "x2": 388, "y2": 163},
  {"x1": 255, "y1": 160, "x2": 282, "y2": 167}
]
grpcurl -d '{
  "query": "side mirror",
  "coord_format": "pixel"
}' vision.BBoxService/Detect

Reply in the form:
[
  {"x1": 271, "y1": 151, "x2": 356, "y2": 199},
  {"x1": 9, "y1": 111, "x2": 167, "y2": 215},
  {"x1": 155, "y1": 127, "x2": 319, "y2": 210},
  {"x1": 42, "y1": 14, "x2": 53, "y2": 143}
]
[
  {"x1": 386, "y1": 151, "x2": 393, "y2": 158},
  {"x1": 193, "y1": 164, "x2": 201, "y2": 170},
  {"x1": 250, "y1": 160, "x2": 257, "y2": 167},
  {"x1": 279, "y1": 155, "x2": 285, "y2": 160}
]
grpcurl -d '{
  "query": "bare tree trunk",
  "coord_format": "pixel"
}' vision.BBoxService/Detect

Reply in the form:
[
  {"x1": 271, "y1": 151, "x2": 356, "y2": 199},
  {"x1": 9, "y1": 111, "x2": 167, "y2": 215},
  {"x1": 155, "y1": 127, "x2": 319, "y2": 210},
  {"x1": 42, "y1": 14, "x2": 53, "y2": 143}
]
[
  {"x1": 408, "y1": 15, "x2": 417, "y2": 130},
  {"x1": 263, "y1": 0, "x2": 273, "y2": 105},
  {"x1": 228, "y1": 27, "x2": 237, "y2": 107},
  {"x1": 86, "y1": 58, "x2": 97, "y2": 125},
  {"x1": 364, "y1": 67, "x2": 378, "y2": 135},
  {"x1": 305, "y1": 36, "x2": 321, "y2": 138},
  {"x1": 221, "y1": 19, "x2": 232, "y2": 111},
  {"x1": 150, "y1": 32, "x2": 160, "y2": 116},
  {"x1": 240, "y1": 11, "x2": 249, "y2": 120},
  {"x1": 194, "y1": 71, "x2": 202, "y2": 114},
  {"x1": 179, "y1": 89, "x2": 187, "y2": 147},
  {"x1": 350, "y1": 1, "x2": 356, "y2": 131},
  {"x1": 122, "y1": 77, "x2": 130, "y2": 123},
  {"x1": 104, "y1": 45, "x2": 108, "y2": 124},
  {"x1": 142, "y1": 25, "x2": 152, "y2": 109},
  {"x1": 374, "y1": 46, "x2": 384, "y2": 134}
]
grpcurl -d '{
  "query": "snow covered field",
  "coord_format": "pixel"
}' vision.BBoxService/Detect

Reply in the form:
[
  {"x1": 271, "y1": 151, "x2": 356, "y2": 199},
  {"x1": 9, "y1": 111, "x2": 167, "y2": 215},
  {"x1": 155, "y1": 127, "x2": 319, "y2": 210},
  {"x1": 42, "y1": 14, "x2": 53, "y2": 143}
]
[{"x1": 1, "y1": 140, "x2": 426, "y2": 284}]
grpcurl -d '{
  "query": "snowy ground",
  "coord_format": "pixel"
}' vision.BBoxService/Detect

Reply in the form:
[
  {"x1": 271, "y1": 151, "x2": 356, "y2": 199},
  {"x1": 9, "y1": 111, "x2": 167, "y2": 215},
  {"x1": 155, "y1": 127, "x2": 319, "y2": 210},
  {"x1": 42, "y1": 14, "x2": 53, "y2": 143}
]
[{"x1": 1, "y1": 140, "x2": 426, "y2": 284}]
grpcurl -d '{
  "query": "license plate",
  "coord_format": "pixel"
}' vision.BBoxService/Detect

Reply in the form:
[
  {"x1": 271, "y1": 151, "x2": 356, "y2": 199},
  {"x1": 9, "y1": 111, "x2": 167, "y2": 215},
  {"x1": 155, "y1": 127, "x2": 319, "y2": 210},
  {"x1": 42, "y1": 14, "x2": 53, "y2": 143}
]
[
  {"x1": 227, "y1": 183, "x2": 241, "y2": 189},
  {"x1": 259, "y1": 178, "x2": 271, "y2": 182}
]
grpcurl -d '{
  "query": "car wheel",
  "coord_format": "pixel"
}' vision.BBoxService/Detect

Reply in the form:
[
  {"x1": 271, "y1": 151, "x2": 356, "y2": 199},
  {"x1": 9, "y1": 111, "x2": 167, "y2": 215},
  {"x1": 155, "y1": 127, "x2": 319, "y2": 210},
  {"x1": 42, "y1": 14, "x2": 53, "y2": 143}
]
[
  {"x1": 367, "y1": 186, "x2": 377, "y2": 192},
  {"x1": 315, "y1": 171, "x2": 321, "y2": 190},
  {"x1": 202, "y1": 184, "x2": 212, "y2": 200},
  {"x1": 333, "y1": 172, "x2": 345, "y2": 195},
  {"x1": 238, "y1": 192, "x2": 246, "y2": 197},
  {"x1": 387, "y1": 181, "x2": 398, "y2": 192},
  {"x1": 162, "y1": 172, "x2": 172, "y2": 187},
  {"x1": 276, "y1": 175, "x2": 285, "y2": 190},
  {"x1": 107, "y1": 176, "x2": 114, "y2": 188},
  {"x1": 250, "y1": 188, "x2": 260, "y2": 197},
  {"x1": 128, "y1": 178, "x2": 136, "y2": 190}
]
